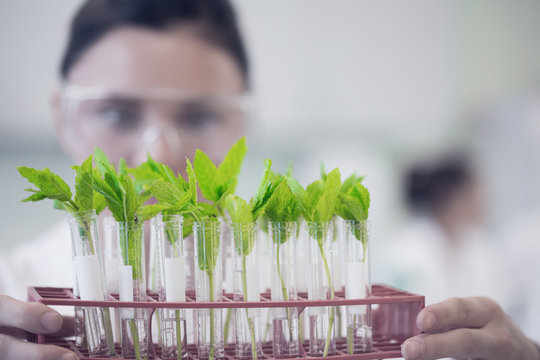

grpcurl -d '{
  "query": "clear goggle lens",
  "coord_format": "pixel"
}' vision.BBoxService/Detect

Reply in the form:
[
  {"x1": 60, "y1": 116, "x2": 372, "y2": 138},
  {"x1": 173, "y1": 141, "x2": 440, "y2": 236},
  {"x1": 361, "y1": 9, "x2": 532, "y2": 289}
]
[{"x1": 60, "y1": 85, "x2": 250, "y2": 162}]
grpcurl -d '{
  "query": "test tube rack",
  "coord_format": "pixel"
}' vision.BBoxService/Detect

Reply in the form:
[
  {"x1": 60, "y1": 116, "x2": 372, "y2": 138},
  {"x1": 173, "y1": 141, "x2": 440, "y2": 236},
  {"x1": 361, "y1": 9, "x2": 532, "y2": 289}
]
[{"x1": 27, "y1": 284, "x2": 424, "y2": 360}]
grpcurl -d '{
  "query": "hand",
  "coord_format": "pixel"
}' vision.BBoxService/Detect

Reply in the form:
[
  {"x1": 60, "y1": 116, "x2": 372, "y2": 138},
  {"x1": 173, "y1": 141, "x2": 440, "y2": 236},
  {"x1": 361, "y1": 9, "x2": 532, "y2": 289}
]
[
  {"x1": 401, "y1": 297, "x2": 540, "y2": 360},
  {"x1": 0, "y1": 295, "x2": 78, "y2": 360}
]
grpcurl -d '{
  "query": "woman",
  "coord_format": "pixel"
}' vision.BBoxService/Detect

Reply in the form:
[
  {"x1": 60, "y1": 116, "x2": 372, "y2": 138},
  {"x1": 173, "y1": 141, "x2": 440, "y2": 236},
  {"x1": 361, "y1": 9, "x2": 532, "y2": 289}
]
[
  {"x1": 0, "y1": 1, "x2": 537, "y2": 359},
  {"x1": 0, "y1": 1, "x2": 248, "y2": 359}
]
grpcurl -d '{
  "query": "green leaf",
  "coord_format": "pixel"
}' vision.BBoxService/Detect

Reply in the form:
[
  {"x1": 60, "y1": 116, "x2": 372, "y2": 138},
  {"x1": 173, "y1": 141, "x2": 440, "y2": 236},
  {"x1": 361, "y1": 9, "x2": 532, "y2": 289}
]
[
  {"x1": 94, "y1": 148, "x2": 115, "y2": 175},
  {"x1": 17, "y1": 167, "x2": 40, "y2": 186},
  {"x1": 138, "y1": 203, "x2": 169, "y2": 222},
  {"x1": 162, "y1": 164, "x2": 186, "y2": 189},
  {"x1": 73, "y1": 155, "x2": 93, "y2": 212},
  {"x1": 130, "y1": 154, "x2": 188, "y2": 193},
  {"x1": 285, "y1": 163, "x2": 294, "y2": 177},
  {"x1": 341, "y1": 173, "x2": 364, "y2": 193},
  {"x1": 93, "y1": 192, "x2": 107, "y2": 215},
  {"x1": 314, "y1": 168, "x2": 341, "y2": 222},
  {"x1": 129, "y1": 161, "x2": 161, "y2": 191},
  {"x1": 216, "y1": 137, "x2": 247, "y2": 194},
  {"x1": 335, "y1": 182, "x2": 370, "y2": 222},
  {"x1": 38, "y1": 169, "x2": 73, "y2": 202},
  {"x1": 18, "y1": 166, "x2": 75, "y2": 210},
  {"x1": 23, "y1": 188, "x2": 40, "y2": 193},
  {"x1": 351, "y1": 183, "x2": 370, "y2": 220},
  {"x1": 194, "y1": 149, "x2": 218, "y2": 201},
  {"x1": 215, "y1": 177, "x2": 236, "y2": 200},
  {"x1": 199, "y1": 203, "x2": 218, "y2": 218},
  {"x1": 250, "y1": 159, "x2": 278, "y2": 220},
  {"x1": 196, "y1": 217, "x2": 220, "y2": 272},
  {"x1": 120, "y1": 174, "x2": 138, "y2": 222},
  {"x1": 192, "y1": 137, "x2": 247, "y2": 218},
  {"x1": 186, "y1": 158, "x2": 198, "y2": 206},
  {"x1": 137, "y1": 190, "x2": 153, "y2": 205},
  {"x1": 320, "y1": 162, "x2": 327, "y2": 181},
  {"x1": 305, "y1": 180, "x2": 324, "y2": 221},
  {"x1": 150, "y1": 181, "x2": 184, "y2": 206},
  {"x1": 285, "y1": 176, "x2": 309, "y2": 220},
  {"x1": 182, "y1": 214, "x2": 195, "y2": 238},
  {"x1": 53, "y1": 199, "x2": 77, "y2": 213},
  {"x1": 335, "y1": 192, "x2": 363, "y2": 221},
  {"x1": 118, "y1": 158, "x2": 129, "y2": 176},
  {"x1": 225, "y1": 195, "x2": 253, "y2": 224},
  {"x1": 264, "y1": 180, "x2": 298, "y2": 223},
  {"x1": 92, "y1": 168, "x2": 124, "y2": 221},
  {"x1": 21, "y1": 191, "x2": 47, "y2": 202}
]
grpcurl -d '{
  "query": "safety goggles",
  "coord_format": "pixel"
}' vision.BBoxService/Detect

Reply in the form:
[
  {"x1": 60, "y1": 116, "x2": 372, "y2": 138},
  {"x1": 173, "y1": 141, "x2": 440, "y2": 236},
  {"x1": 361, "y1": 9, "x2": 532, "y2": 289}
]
[{"x1": 59, "y1": 85, "x2": 251, "y2": 161}]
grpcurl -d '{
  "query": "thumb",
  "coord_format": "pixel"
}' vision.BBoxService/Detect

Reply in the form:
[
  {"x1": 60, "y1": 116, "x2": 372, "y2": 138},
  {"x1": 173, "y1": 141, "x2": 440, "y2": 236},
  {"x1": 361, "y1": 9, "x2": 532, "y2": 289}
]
[{"x1": 0, "y1": 295, "x2": 62, "y2": 334}]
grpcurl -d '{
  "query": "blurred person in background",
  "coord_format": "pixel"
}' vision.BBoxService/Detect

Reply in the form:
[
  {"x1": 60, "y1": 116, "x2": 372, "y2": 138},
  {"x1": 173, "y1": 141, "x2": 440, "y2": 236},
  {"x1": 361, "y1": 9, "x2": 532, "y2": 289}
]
[
  {"x1": 377, "y1": 156, "x2": 509, "y2": 305},
  {"x1": 0, "y1": 0, "x2": 538, "y2": 359}
]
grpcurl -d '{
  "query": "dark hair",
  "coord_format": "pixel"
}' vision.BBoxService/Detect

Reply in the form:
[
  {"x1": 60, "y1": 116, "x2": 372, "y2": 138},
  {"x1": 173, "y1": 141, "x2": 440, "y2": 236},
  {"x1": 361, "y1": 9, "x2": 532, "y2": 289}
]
[
  {"x1": 60, "y1": 0, "x2": 249, "y2": 86},
  {"x1": 406, "y1": 158, "x2": 473, "y2": 214}
]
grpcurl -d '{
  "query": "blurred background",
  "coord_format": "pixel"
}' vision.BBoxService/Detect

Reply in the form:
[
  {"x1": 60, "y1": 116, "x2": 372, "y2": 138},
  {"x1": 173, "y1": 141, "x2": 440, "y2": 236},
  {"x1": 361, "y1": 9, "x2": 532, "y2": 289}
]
[{"x1": 1, "y1": 0, "x2": 540, "y2": 334}]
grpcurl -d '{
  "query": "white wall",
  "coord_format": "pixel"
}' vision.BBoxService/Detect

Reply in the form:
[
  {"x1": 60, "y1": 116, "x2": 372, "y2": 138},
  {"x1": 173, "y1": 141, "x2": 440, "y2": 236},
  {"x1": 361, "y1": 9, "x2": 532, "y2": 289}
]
[{"x1": 0, "y1": 0, "x2": 83, "y2": 138}]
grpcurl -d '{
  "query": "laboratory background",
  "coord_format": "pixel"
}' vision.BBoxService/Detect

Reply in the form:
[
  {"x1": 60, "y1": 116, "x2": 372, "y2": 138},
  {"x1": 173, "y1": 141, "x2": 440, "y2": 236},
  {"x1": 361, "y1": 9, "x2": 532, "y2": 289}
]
[{"x1": 1, "y1": 0, "x2": 540, "y2": 339}]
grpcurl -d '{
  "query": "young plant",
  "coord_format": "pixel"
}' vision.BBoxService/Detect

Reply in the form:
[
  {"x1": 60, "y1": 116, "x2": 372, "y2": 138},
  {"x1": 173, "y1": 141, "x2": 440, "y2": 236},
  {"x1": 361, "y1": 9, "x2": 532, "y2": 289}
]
[
  {"x1": 335, "y1": 178, "x2": 370, "y2": 354},
  {"x1": 18, "y1": 154, "x2": 105, "y2": 216},
  {"x1": 92, "y1": 148, "x2": 164, "y2": 360},
  {"x1": 225, "y1": 159, "x2": 279, "y2": 360},
  {"x1": 18, "y1": 155, "x2": 115, "y2": 355},
  {"x1": 264, "y1": 173, "x2": 300, "y2": 353},
  {"x1": 287, "y1": 168, "x2": 341, "y2": 357},
  {"x1": 145, "y1": 138, "x2": 241, "y2": 360},
  {"x1": 134, "y1": 156, "x2": 200, "y2": 360},
  {"x1": 92, "y1": 148, "x2": 165, "y2": 266},
  {"x1": 194, "y1": 137, "x2": 247, "y2": 216},
  {"x1": 335, "y1": 179, "x2": 370, "y2": 255}
]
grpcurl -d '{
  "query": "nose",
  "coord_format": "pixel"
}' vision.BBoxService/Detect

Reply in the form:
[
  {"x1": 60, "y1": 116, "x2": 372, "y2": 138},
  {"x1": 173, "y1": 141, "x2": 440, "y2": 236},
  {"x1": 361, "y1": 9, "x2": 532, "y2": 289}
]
[{"x1": 133, "y1": 124, "x2": 186, "y2": 173}]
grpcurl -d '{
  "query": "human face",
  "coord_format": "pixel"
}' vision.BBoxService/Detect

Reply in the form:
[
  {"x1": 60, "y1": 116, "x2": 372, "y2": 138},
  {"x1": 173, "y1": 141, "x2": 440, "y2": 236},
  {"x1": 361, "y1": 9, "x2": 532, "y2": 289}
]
[{"x1": 54, "y1": 26, "x2": 247, "y2": 173}]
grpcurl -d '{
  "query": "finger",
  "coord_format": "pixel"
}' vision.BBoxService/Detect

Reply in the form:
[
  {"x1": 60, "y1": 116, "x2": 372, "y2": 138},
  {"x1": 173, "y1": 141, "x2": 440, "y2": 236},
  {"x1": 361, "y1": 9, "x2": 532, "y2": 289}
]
[
  {"x1": 401, "y1": 328, "x2": 494, "y2": 360},
  {"x1": 0, "y1": 316, "x2": 74, "y2": 340},
  {"x1": 0, "y1": 296, "x2": 62, "y2": 334},
  {"x1": 54, "y1": 316, "x2": 75, "y2": 338},
  {"x1": 417, "y1": 297, "x2": 500, "y2": 332},
  {"x1": 0, "y1": 334, "x2": 78, "y2": 360}
]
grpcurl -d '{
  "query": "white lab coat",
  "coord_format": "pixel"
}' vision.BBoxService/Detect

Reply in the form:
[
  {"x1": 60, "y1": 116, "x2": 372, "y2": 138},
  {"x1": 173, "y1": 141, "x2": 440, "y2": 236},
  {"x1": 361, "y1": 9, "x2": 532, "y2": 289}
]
[
  {"x1": 501, "y1": 211, "x2": 540, "y2": 342},
  {"x1": 374, "y1": 216, "x2": 510, "y2": 307},
  {"x1": 0, "y1": 221, "x2": 74, "y2": 301}
]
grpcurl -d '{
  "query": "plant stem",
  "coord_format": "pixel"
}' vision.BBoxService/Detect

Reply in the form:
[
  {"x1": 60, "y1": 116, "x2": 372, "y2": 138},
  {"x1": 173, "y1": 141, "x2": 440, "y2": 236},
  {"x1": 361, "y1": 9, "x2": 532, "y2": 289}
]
[
  {"x1": 347, "y1": 324, "x2": 353, "y2": 354},
  {"x1": 129, "y1": 318, "x2": 144, "y2": 360},
  {"x1": 263, "y1": 308, "x2": 271, "y2": 343},
  {"x1": 276, "y1": 245, "x2": 294, "y2": 345},
  {"x1": 167, "y1": 225, "x2": 183, "y2": 358},
  {"x1": 81, "y1": 219, "x2": 95, "y2": 255},
  {"x1": 337, "y1": 306, "x2": 342, "y2": 339},
  {"x1": 102, "y1": 307, "x2": 116, "y2": 356},
  {"x1": 176, "y1": 310, "x2": 183, "y2": 360},
  {"x1": 208, "y1": 269, "x2": 215, "y2": 360},
  {"x1": 319, "y1": 244, "x2": 334, "y2": 357},
  {"x1": 361, "y1": 225, "x2": 368, "y2": 264},
  {"x1": 82, "y1": 219, "x2": 116, "y2": 356},
  {"x1": 223, "y1": 308, "x2": 233, "y2": 344},
  {"x1": 241, "y1": 256, "x2": 258, "y2": 360},
  {"x1": 298, "y1": 314, "x2": 304, "y2": 345},
  {"x1": 347, "y1": 314, "x2": 357, "y2": 354}
]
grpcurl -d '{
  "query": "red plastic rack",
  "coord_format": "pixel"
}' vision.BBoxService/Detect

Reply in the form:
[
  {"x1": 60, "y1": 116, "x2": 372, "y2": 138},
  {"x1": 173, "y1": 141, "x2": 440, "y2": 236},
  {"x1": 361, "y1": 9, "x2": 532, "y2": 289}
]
[{"x1": 27, "y1": 284, "x2": 424, "y2": 360}]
